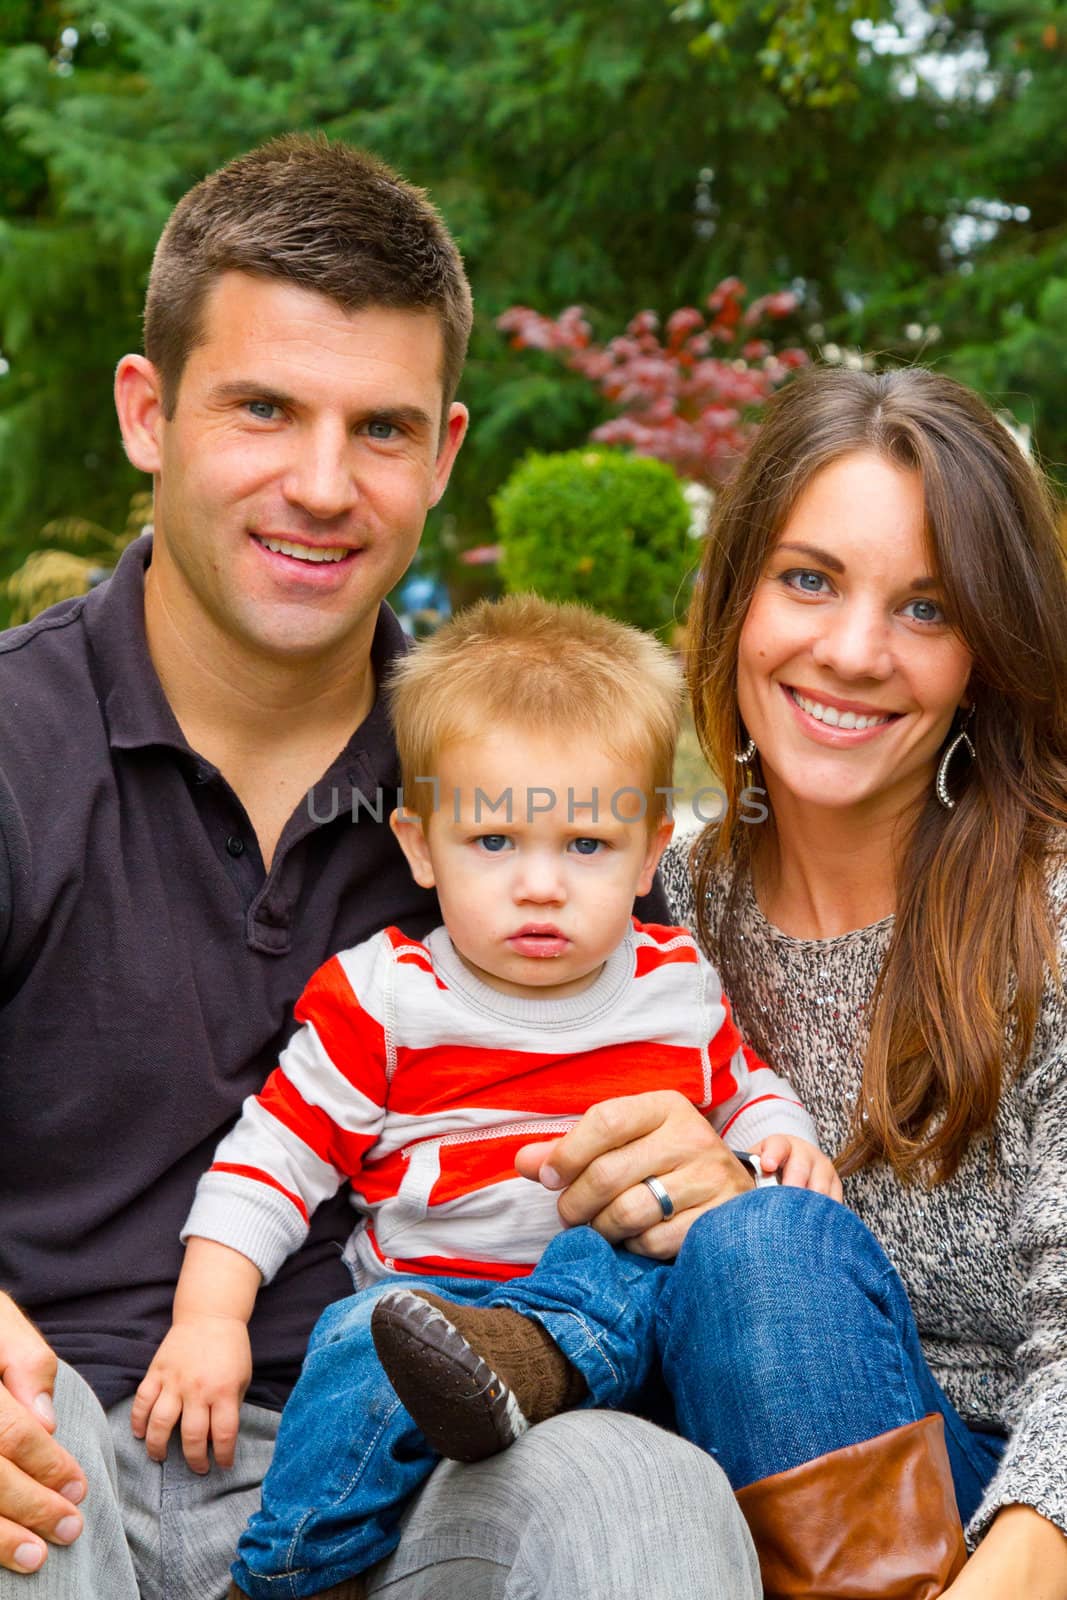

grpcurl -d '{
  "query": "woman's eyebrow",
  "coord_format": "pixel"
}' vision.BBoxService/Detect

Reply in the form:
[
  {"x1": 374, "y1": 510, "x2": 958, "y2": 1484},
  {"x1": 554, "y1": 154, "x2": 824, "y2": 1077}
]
[
  {"x1": 776, "y1": 540, "x2": 940, "y2": 590},
  {"x1": 776, "y1": 541, "x2": 845, "y2": 573}
]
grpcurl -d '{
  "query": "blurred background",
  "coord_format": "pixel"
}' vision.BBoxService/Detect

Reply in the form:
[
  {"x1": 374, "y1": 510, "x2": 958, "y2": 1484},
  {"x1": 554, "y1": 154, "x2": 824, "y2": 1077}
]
[{"x1": 1, "y1": 0, "x2": 1064, "y2": 646}]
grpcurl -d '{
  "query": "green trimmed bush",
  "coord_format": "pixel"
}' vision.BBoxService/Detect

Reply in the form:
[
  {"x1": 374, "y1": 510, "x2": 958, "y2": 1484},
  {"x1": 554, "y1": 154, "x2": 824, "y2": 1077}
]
[{"x1": 492, "y1": 448, "x2": 692, "y2": 633}]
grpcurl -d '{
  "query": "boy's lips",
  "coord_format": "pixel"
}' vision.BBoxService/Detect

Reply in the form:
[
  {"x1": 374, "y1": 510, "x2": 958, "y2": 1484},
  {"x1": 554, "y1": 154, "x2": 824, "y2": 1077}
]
[{"x1": 507, "y1": 925, "x2": 570, "y2": 958}]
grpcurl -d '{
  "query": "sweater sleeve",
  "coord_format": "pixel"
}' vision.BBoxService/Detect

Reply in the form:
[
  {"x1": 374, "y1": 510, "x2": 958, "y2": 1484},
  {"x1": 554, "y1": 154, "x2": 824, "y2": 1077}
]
[
  {"x1": 968, "y1": 860, "x2": 1067, "y2": 1544},
  {"x1": 181, "y1": 935, "x2": 391, "y2": 1283},
  {"x1": 968, "y1": 1039, "x2": 1067, "y2": 1544}
]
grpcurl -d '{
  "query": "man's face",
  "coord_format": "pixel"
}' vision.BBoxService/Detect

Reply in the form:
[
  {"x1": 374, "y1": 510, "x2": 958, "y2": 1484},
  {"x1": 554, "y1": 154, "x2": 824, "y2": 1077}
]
[{"x1": 143, "y1": 271, "x2": 466, "y2": 664}]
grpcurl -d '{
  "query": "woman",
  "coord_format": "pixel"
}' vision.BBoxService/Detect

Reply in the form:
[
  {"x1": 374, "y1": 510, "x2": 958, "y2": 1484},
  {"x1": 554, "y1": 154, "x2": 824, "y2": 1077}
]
[{"x1": 646, "y1": 366, "x2": 1067, "y2": 1596}]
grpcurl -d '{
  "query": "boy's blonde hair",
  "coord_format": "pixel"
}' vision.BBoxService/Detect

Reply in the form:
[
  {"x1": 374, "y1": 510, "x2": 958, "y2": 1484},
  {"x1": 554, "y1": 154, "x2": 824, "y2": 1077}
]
[{"x1": 387, "y1": 595, "x2": 682, "y2": 828}]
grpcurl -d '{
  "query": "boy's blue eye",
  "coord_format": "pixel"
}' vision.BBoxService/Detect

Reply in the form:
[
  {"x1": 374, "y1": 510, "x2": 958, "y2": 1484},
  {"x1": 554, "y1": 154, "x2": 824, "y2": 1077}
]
[
  {"x1": 570, "y1": 838, "x2": 603, "y2": 856},
  {"x1": 476, "y1": 835, "x2": 511, "y2": 853}
]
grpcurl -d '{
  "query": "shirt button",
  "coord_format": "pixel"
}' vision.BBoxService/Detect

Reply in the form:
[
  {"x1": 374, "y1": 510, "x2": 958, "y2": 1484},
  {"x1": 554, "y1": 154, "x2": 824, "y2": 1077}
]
[{"x1": 226, "y1": 835, "x2": 245, "y2": 858}]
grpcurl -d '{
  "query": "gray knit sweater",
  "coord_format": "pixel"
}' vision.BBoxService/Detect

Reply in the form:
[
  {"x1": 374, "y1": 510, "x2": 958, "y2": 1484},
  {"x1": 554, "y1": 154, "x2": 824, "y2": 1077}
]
[{"x1": 660, "y1": 841, "x2": 1067, "y2": 1547}]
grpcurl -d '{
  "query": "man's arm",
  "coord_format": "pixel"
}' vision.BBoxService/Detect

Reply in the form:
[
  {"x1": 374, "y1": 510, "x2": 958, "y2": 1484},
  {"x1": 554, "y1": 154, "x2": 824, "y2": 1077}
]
[{"x1": 0, "y1": 775, "x2": 91, "y2": 1574}]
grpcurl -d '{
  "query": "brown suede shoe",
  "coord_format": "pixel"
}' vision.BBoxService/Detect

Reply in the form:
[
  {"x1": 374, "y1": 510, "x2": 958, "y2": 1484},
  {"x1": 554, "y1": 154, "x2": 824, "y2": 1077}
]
[
  {"x1": 371, "y1": 1289, "x2": 586, "y2": 1462},
  {"x1": 735, "y1": 1413, "x2": 968, "y2": 1599}
]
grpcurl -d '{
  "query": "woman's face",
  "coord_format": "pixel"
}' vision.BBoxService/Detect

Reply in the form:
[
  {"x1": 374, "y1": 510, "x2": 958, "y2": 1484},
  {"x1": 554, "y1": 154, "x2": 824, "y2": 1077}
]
[{"x1": 736, "y1": 451, "x2": 974, "y2": 822}]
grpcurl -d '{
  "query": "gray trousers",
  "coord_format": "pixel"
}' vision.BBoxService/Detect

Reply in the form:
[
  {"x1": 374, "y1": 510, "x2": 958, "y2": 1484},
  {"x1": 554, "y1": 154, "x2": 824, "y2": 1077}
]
[{"x1": 0, "y1": 1363, "x2": 760, "y2": 1599}]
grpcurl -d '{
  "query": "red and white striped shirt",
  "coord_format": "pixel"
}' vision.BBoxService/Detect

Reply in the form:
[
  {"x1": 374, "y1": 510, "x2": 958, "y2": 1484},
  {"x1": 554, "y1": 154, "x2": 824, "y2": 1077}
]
[{"x1": 182, "y1": 920, "x2": 817, "y2": 1285}]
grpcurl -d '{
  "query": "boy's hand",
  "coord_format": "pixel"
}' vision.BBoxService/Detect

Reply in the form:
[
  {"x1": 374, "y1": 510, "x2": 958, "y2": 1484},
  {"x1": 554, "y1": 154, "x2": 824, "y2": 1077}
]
[
  {"x1": 130, "y1": 1317, "x2": 251, "y2": 1474},
  {"x1": 752, "y1": 1135, "x2": 843, "y2": 1201}
]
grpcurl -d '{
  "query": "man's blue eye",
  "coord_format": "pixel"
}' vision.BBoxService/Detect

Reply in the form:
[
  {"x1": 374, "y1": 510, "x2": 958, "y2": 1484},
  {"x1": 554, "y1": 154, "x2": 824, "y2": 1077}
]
[
  {"x1": 477, "y1": 835, "x2": 510, "y2": 853},
  {"x1": 367, "y1": 420, "x2": 397, "y2": 440},
  {"x1": 247, "y1": 400, "x2": 277, "y2": 420},
  {"x1": 571, "y1": 838, "x2": 602, "y2": 856}
]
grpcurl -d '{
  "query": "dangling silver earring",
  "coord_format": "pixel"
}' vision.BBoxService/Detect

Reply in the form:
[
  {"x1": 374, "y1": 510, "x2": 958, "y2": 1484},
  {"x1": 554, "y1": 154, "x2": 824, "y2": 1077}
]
[
  {"x1": 735, "y1": 736, "x2": 757, "y2": 766},
  {"x1": 936, "y1": 715, "x2": 975, "y2": 811}
]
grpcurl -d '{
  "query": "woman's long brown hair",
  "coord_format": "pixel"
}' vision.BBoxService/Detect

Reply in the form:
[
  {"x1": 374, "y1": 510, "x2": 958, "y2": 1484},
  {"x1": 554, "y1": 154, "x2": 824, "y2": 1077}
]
[{"x1": 687, "y1": 367, "x2": 1067, "y2": 1183}]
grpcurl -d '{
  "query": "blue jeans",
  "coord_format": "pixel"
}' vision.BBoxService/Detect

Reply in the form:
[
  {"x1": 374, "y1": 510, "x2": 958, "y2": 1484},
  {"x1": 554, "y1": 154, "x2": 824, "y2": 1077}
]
[
  {"x1": 232, "y1": 1227, "x2": 665, "y2": 1598},
  {"x1": 656, "y1": 1186, "x2": 1007, "y2": 1526}
]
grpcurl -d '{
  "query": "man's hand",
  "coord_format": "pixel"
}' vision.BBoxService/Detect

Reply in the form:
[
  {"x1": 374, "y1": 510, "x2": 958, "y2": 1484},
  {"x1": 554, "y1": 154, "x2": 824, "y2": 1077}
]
[
  {"x1": 130, "y1": 1317, "x2": 251, "y2": 1475},
  {"x1": 515, "y1": 1090, "x2": 755, "y2": 1260},
  {"x1": 0, "y1": 1293, "x2": 87, "y2": 1575},
  {"x1": 751, "y1": 1135, "x2": 843, "y2": 1201}
]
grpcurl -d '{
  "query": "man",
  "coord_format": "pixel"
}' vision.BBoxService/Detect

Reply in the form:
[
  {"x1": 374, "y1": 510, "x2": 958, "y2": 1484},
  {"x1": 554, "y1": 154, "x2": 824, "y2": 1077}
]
[{"x1": 0, "y1": 137, "x2": 759, "y2": 1599}]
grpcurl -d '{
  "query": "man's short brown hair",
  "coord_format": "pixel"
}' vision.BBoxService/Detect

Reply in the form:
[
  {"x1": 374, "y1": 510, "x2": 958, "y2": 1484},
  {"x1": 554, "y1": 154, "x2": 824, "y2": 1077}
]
[{"x1": 144, "y1": 134, "x2": 473, "y2": 419}]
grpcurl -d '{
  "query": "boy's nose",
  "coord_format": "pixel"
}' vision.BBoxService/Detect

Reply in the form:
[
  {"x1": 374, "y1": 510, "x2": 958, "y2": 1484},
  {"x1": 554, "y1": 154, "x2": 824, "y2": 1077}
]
[{"x1": 513, "y1": 858, "x2": 566, "y2": 904}]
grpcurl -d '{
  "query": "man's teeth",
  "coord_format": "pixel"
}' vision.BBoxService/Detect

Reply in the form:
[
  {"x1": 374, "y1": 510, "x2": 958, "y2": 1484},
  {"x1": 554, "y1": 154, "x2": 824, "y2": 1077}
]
[
  {"x1": 260, "y1": 537, "x2": 348, "y2": 564},
  {"x1": 790, "y1": 689, "x2": 890, "y2": 730}
]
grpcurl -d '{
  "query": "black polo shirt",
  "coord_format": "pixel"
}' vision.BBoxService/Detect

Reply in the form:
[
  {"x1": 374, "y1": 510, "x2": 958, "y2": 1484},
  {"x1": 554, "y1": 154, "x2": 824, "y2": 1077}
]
[
  {"x1": 0, "y1": 536, "x2": 669, "y2": 1411},
  {"x1": 0, "y1": 535, "x2": 441, "y2": 1409}
]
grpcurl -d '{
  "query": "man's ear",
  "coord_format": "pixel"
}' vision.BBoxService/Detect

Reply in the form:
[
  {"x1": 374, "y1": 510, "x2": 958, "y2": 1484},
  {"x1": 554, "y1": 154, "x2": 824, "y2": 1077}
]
[
  {"x1": 114, "y1": 355, "x2": 166, "y2": 474},
  {"x1": 428, "y1": 402, "x2": 468, "y2": 508},
  {"x1": 636, "y1": 814, "x2": 675, "y2": 899},
  {"x1": 390, "y1": 807, "x2": 436, "y2": 889}
]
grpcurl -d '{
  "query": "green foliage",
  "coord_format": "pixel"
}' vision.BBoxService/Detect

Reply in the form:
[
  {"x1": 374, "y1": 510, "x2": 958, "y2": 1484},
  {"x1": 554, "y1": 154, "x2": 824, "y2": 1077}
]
[
  {"x1": 0, "y1": 0, "x2": 966, "y2": 583},
  {"x1": 493, "y1": 449, "x2": 692, "y2": 633},
  {"x1": 1, "y1": 0, "x2": 1065, "y2": 589},
  {"x1": 675, "y1": 0, "x2": 901, "y2": 105},
  {"x1": 5, "y1": 489, "x2": 148, "y2": 623},
  {"x1": 828, "y1": 1, "x2": 1067, "y2": 484}
]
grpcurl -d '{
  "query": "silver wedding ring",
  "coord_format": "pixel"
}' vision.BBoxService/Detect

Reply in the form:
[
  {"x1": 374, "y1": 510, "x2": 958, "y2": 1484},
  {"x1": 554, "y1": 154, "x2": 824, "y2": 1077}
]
[{"x1": 642, "y1": 1175, "x2": 675, "y2": 1220}]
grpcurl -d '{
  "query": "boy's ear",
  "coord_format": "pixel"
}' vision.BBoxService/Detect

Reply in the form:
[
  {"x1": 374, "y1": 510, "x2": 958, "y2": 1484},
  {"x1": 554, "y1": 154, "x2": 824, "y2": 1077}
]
[
  {"x1": 390, "y1": 808, "x2": 436, "y2": 890},
  {"x1": 637, "y1": 814, "x2": 675, "y2": 899}
]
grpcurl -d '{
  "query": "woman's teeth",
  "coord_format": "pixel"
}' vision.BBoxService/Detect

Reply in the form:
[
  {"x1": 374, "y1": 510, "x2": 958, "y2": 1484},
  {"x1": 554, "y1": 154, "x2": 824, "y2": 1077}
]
[
  {"x1": 790, "y1": 689, "x2": 890, "y2": 731},
  {"x1": 260, "y1": 537, "x2": 347, "y2": 563}
]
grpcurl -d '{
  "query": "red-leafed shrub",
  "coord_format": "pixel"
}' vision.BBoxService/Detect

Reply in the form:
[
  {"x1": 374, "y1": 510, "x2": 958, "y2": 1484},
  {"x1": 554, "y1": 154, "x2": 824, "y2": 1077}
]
[{"x1": 498, "y1": 279, "x2": 808, "y2": 486}]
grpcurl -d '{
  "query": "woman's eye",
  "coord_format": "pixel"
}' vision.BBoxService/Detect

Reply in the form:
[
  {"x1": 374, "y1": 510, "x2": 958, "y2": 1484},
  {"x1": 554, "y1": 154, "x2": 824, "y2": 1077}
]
[
  {"x1": 902, "y1": 597, "x2": 944, "y2": 625},
  {"x1": 783, "y1": 568, "x2": 829, "y2": 595},
  {"x1": 247, "y1": 400, "x2": 279, "y2": 421},
  {"x1": 475, "y1": 835, "x2": 511, "y2": 853},
  {"x1": 570, "y1": 838, "x2": 603, "y2": 856}
]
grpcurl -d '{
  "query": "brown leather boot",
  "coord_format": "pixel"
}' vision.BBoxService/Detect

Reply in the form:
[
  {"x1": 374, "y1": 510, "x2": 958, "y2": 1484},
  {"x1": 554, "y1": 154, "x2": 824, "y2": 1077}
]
[{"x1": 734, "y1": 1413, "x2": 967, "y2": 1599}]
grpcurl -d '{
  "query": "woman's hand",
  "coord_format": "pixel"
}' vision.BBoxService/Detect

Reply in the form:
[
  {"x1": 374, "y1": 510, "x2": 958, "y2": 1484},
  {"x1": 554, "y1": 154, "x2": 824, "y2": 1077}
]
[
  {"x1": 0, "y1": 1293, "x2": 87, "y2": 1576},
  {"x1": 940, "y1": 1505, "x2": 1067, "y2": 1599},
  {"x1": 515, "y1": 1090, "x2": 754, "y2": 1260}
]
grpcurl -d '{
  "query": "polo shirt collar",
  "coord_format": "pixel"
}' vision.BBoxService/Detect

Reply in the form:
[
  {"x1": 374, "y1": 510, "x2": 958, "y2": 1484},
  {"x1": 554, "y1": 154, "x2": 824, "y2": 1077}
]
[{"x1": 84, "y1": 531, "x2": 406, "y2": 792}]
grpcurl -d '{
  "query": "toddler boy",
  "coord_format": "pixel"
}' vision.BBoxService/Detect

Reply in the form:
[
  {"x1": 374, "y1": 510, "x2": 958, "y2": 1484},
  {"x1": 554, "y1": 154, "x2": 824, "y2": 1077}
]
[{"x1": 132, "y1": 595, "x2": 837, "y2": 1600}]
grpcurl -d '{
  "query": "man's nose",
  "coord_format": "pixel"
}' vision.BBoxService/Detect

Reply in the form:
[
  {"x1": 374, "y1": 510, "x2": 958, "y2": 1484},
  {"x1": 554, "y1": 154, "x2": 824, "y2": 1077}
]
[
  {"x1": 281, "y1": 422, "x2": 358, "y2": 521},
  {"x1": 811, "y1": 600, "x2": 893, "y2": 681}
]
